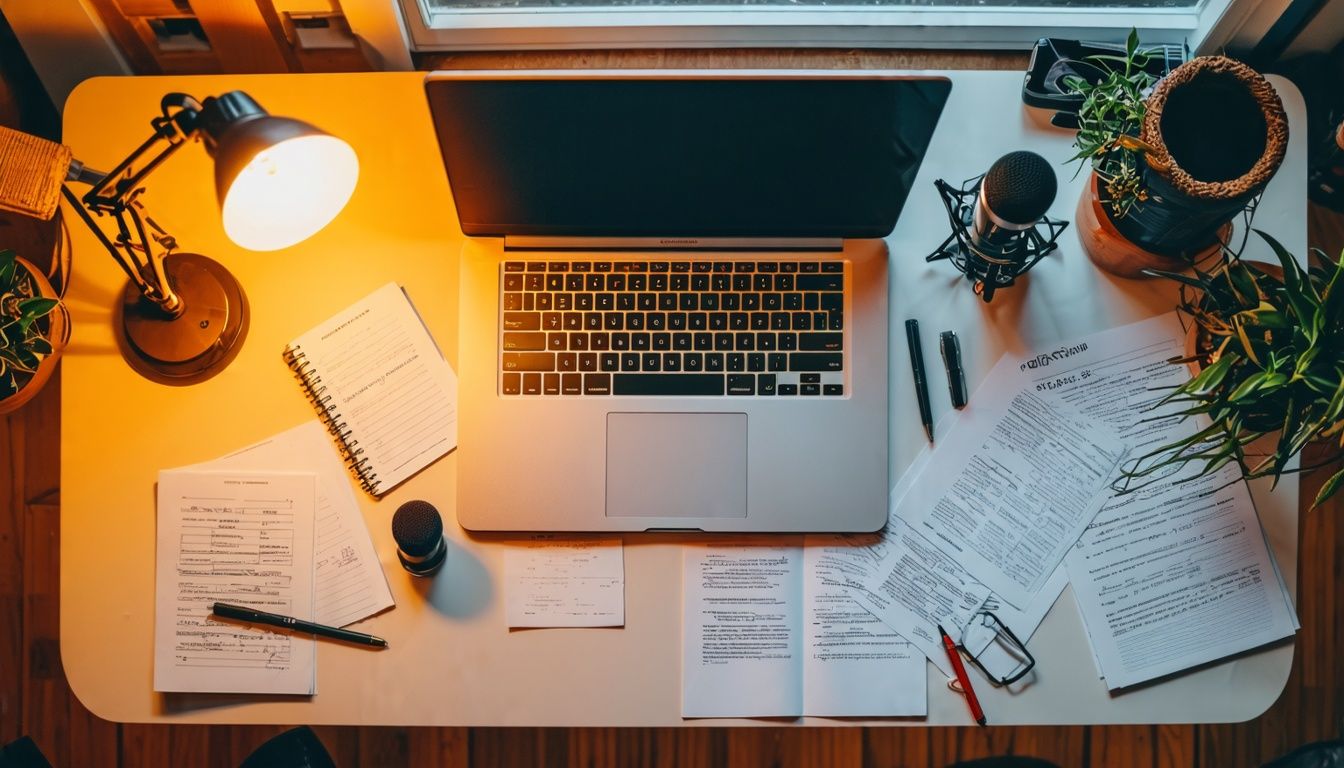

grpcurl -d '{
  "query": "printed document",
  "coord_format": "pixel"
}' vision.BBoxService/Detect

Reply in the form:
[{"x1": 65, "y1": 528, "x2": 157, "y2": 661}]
[
  {"x1": 190, "y1": 422, "x2": 394, "y2": 628},
  {"x1": 892, "y1": 385, "x2": 1126, "y2": 609},
  {"x1": 154, "y1": 470, "x2": 317, "y2": 694},
  {"x1": 1018, "y1": 313, "x2": 1298, "y2": 689},
  {"x1": 504, "y1": 535, "x2": 624, "y2": 628},
  {"x1": 682, "y1": 542, "x2": 925, "y2": 718}
]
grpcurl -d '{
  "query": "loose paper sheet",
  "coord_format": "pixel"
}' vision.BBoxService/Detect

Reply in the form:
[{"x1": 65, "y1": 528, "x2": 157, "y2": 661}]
[
  {"x1": 1018, "y1": 313, "x2": 1298, "y2": 689},
  {"x1": 154, "y1": 470, "x2": 317, "y2": 694},
  {"x1": 891, "y1": 384, "x2": 1126, "y2": 609},
  {"x1": 189, "y1": 422, "x2": 394, "y2": 628},
  {"x1": 683, "y1": 544, "x2": 803, "y2": 718},
  {"x1": 803, "y1": 537, "x2": 927, "y2": 716},
  {"x1": 504, "y1": 535, "x2": 625, "y2": 628}
]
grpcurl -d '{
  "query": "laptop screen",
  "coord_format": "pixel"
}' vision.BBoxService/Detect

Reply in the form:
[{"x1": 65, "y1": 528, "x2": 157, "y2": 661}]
[{"x1": 424, "y1": 76, "x2": 951, "y2": 240}]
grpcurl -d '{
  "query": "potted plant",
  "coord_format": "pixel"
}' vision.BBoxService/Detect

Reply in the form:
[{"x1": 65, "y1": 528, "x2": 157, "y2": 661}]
[
  {"x1": 1066, "y1": 33, "x2": 1289, "y2": 278},
  {"x1": 0, "y1": 247, "x2": 67, "y2": 415},
  {"x1": 1115, "y1": 231, "x2": 1344, "y2": 507}
]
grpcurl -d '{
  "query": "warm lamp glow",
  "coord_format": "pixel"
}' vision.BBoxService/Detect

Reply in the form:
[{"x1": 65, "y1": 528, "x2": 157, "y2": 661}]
[{"x1": 220, "y1": 134, "x2": 358, "y2": 251}]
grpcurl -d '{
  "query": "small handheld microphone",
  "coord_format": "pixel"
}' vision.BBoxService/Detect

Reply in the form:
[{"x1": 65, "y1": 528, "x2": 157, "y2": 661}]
[
  {"x1": 392, "y1": 500, "x2": 447, "y2": 577},
  {"x1": 927, "y1": 151, "x2": 1069, "y2": 302}
]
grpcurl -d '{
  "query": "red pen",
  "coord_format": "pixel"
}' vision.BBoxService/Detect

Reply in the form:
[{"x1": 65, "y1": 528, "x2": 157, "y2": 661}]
[{"x1": 938, "y1": 623, "x2": 987, "y2": 726}]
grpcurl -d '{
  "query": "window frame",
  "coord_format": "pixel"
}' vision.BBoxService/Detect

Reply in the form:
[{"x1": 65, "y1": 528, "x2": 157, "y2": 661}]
[{"x1": 394, "y1": 0, "x2": 1264, "y2": 53}]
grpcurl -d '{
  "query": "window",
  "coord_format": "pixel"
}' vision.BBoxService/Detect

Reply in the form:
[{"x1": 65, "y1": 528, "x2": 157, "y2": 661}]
[{"x1": 396, "y1": 0, "x2": 1278, "y2": 53}]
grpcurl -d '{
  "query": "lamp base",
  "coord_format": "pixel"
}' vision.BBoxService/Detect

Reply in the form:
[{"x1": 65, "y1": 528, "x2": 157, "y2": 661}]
[{"x1": 121, "y1": 253, "x2": 248, "y2": 383}]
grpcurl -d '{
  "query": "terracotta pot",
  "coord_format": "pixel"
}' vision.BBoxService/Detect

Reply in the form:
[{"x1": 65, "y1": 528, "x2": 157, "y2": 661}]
[
  {"x1": 1080, "y1": 56, "x2": 1288, "y2": 278},
  {"x1": 0, "y1": 257, "x2": 68, "y2": 416}
]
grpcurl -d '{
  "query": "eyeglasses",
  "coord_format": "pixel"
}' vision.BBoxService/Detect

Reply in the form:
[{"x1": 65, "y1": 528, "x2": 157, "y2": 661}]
[{"x1": 954, "y1": 610, "x2": 1036, "y2": 686}]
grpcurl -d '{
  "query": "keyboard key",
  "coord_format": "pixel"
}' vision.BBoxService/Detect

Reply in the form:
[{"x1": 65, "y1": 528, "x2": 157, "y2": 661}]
[
  {"x1": 706, "y1": 353, "x2": 724, "y2": 372},
  {"x1": 608, "y1": 274, "x2": 626, "y2": 291},
  {"x1": 523, "y1": 373, "x2": 542, "y2": 395},
  {"x1": 504, "y1": 274, "x2": 524, "y2": 291},
  {"x1": 798, "y1": 274, "x2": 842, "y2": 291},
  {"x1": 548, "y1": 333, "x2": 566, "y2": 351},
  {"x1": 596, "y1": 293, "x2": 614, "y2": 310},
  {"x1": 503, "y1": 332, "x2": 547, "y2": 351},
  {"x1": 734, "y1": 333, "x2": 755, "y2": 351},
  {"x1": 753, "y1": 274, "x2": 772, "y2": 291},
  {"x1": 759, "y1": 374, "x2": 777, "y2": 395},
  {"x1": 612, "y1": 332, "x2": 630, "y2": 350},
  {"x1": 756, "y1": 262, "x2": 778, "y2": 273},
  {"x1": 584, "y1": 373, "x2": 611, "y2": 395},
  {"x1": 814, "y1": 312, "x2": 829, "y2": 331},
  {"x1": 526, "y1": 262, "x2": 546, "y2": 272},
  {"x1": 536, "y1": 293, "x2": 553, "y2": 311},
  {"x1": 594, "y1": 261, "x2": 612, "y2": 272},
  {"x1": 502, "y1": 352, "x2": 555, "y2": 372},
  {"x1": 613, "y1": 374, "x2": 724, "y2": 396},
  {"x1": 502, "y1": 372, "x2": 521, "y2": 394},
  {"x1": 758, "y1": 334, "x2": 776, "y2": 351},
  {"x1": 727, "y1": 353, "x2": 745, "y2": 372},
  {"x1": 775, "y1": 274, "x2": 795, "y2": 291},
  {"x1": 579, "y1": 353, "x2": 597, "y2": 372},
  {"x1": 821, "y1": 293, "x2": 843, "y2": 311},
  {"x1": 586, "y1": 274, "x2": 604, "y2": 291},
  {"x1": 650, "y1": 262, "x2": 669, "y2": 272},
  {"x1": 692, "y1": 274, "x2": 710, "y2": 291},
  {"x1": 670, "y1": 275, "x2": 689, "y2": 291},
  {"x1": 562, "y1": 373, "x2": 582, "y2": 395},
  {"x1": 504, "y1": 262, "x2": 525, "y2": 272},
  {"x1": 627, "y1": 314, "x2": 645, "y2": 331},
  {"x1": 750, "y1": 313, "x2": 769, "y2": 330},
  {"x1": 779, "y1": 333, "x2": 797, "y2": 351},
  {"x1": 632, "y1": 333, "x2": 650, "y2": 351},
  {"x1": 673, "y1": 333, "x2": 692, "y2": 351},
  {"x1": 779, "y1": 383, "x2": 798, "y2": 395},
  {"x1": 672, "y1": 261, "x2": 691, "y2": 272},
  {"x1": 621, "y1": 352, "x2": 640, "y2": 371},
  {"x1": 585, "y1": 312, "x2": 603, "y2": 330},
  {"x1": 628, "y1": 275, "x2": 647, "y2": 291},
  {"x1": 503, "y1": 293, "x2": 523, "y2": 311},
  {"x1": 824, "y1": 384, "x2": 844, "y2": 396},
  {"x1": 544, "y1": 373, "x2": 560, "y2": 395},
  {"x1": 791, "y1": 353, "x2": 843, "y2": 371},
  {"x1": 685, "y1": 353, "x2": 703, "y2": 371},
  {"x1": 800, "y1": 262, "x2": 820, "y2": 273},
  {"x1": 605, "y1": 313, "x2": 623, "y2": 330},
  {"x1": 643, "y1": 353, "x2": 661, "y2": 371},
  {"x1": 525, "y1": 274, "x2": 545, "y2": 291},
  {"x1": 713, "y1": 262, "x2": 733, "y2": 273},
  {"x1": 576, "y1": 293, "x2": 594, "y2": 311},
  {"x1": 558, "y1": 353, "x2": 577, "y2": 372},
  {"x1": 572, "y1": 262, "x2": 591, "y2": 272},
  {"x1": 780, "y1": 262, "x2": 798, "y2": 273},
  {"x1": 801, "y1": 373, "x2": 821, "y2": 383},
  {"x1": 742, "y1": 294, "x2": 760, "y2": 311},
  {"x1": 768, "y1": 353, "x2": 787, "y2": 371},
  {"x1": 566, "y1": 274, "x2": 584, "y2": 291},
  {"x1": 591, "y1": 334, "x2": 610, "y2": 351},
  {"x1": 503, "y1": 312, "x2": 541, "y2": 331},
  {"x1": 727, "y1": 374, "x2": 755, "y2": 395},
  {"x1": 546, "y1": 274, "x2": 564, "y2": 291},
  {"x1": 748, "y1": 353, "x2": 765, "y2": 372},
  {"x1": 799, "y1": 333, "x2": 843, "y2": 351},
  {"x1": 663, "y1": 353, "x2": 681, "y2": 372},
  {"x1": 801, "y1": 383, "x2": 821, "y2": 395},
  {"x1": 822, "y1": 261, "x2": 844, "y2": 272},
  {"x1": 638, "y1": 293, "x2": 656, "y2": 311},
  {"x1": 734, "y1": 262, "x2": 754, "y2": 273},
  {"x1": 570, "y1": 333, "x2": 588, "y2": 351}
]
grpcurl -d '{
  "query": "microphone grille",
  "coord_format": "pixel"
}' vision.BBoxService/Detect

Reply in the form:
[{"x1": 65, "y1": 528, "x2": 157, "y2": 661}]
[
  {"x1": 982, "y1": 151, "x2": 1057, "y2": 225},
  {"x1": 392, "y1": 500, "x2": 443, "y2": 556}
]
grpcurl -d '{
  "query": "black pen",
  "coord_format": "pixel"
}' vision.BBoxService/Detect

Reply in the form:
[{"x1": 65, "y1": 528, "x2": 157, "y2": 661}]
[
  {"x1": 211, "y1": 602, "x2": 388, "y2": 649},
  {"x1": 940, "y1": 331, "x2": 968, "y2": 409},
  {"x1": 905, "y1": 319, "x2": 935, "y2": 443}
]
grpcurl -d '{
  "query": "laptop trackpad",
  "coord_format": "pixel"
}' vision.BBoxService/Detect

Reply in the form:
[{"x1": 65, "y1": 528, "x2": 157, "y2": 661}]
[{"x1": 606, "y1": 412, "x2": 748, "y2": 518}]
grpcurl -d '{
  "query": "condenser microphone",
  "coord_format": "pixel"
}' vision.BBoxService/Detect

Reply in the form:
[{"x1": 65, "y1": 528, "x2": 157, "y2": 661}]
[
  {"x1": 392, "y1": 500, "x2": 447, "y2": 576},
  {"x1": 927, "y1": 150, "x2": 1068, "y2": 302},
  {"x1": 971, "y1": 151, "x2": 1058, "y2": 258}
]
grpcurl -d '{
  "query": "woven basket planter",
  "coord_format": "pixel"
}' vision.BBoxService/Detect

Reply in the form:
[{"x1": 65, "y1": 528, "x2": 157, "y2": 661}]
[{"x1": 1080, "y1": 56, "x2": 1288, "y2": 278}]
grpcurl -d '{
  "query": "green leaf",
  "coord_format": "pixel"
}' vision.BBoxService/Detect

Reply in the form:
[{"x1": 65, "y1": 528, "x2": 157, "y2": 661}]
[
  {"x1": 1229, "y1": 371, "x2": 1269, "y2": 402},
  {"x1": 1183, "y1": 353, "x2": 1237, "y2": 395},
  {"x1": 0, "y1": 250, "x2": 15, "y2": 290},
  {"x1": 1314, "y1": 466, "x2": 1344, "y2": 508}
]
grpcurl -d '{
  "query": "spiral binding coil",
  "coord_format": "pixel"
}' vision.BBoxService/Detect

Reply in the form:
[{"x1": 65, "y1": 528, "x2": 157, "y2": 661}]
[{"x1": 283, "y1": 344, "x2": 382, "y2": 496}]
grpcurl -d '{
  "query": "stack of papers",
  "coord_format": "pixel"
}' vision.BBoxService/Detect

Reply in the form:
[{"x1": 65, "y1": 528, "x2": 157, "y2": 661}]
[
  {"x1": 680, "y1": 312, "x2": 1299, "y2": 717},
  {"x1": 153, "y1": 422, "x2": 395, "y2": 695}
]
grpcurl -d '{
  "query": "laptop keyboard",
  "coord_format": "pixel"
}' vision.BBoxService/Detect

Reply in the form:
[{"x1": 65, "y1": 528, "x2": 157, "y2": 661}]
[{"x1": 498, "y1": 259, "x2": 846, "y2": 397}]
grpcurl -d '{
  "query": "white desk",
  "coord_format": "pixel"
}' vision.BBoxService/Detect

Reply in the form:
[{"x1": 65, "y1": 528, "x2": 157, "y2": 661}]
[{"x1": 59, "y1": 70, "x2": 1305, "y2": 726}]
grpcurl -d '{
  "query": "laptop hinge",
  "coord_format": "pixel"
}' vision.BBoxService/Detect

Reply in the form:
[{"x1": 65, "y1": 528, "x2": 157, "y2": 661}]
[{"x1": 503, "y1": 236, "x2": 844, "y2": 251}]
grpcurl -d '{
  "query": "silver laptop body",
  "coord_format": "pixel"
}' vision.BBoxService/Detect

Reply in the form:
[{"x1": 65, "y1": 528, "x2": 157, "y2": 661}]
[{"x1": 426, "y1": 71, "x2": 951, "y2": 532}]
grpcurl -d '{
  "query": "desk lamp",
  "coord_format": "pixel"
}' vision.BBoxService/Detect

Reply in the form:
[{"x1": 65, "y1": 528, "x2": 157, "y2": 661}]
[{"x1": 1, "y1": 91, "x2": 358, "y2": 381}]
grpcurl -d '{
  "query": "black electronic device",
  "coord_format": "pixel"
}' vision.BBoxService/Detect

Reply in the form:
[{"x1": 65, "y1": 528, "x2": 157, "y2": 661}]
[
  {"x1": 392, "y1": 500, "x2": 447, "y2": 576},
  {"x1": 926, "y1": 151, "x2": 1070, "y2": 302}
]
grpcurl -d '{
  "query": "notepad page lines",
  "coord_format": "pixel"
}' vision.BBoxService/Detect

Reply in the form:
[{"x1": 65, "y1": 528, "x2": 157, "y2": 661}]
[{"x1": 312, "y1": 496, "x2": 379, "y2": 627}]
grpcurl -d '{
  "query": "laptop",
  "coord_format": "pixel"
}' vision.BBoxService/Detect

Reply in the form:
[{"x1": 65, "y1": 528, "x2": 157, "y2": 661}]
[{"x1": 424, "y1": 71, "x2": 950, "y2": 532}]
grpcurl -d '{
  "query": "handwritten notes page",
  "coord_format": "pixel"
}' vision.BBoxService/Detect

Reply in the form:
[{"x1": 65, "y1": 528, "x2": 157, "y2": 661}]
[
  {"x1": 893, "y1": 386, "x2": 1127, "y2": 609},
  {"x1": 1019, "y1": 314, "x2": 1298, "y2": 689},
  {"x1": 504, "y1": 535, "x2": 625, "y2": 628},
  {"x1": 190, "y1": 422, "x2": 394, "y2": 628},
  {"x1": 154, "y1": 470, "x2": 317, "y2": 694},
  {"x1": 683, "y1": 543, "x2": 925, "y2": 719},
  {"x1": 288, "y1": 282, "x2": 458, "y2": 496}
]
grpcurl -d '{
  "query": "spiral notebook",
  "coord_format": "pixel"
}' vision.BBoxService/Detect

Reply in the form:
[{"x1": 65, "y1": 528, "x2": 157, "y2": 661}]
[{"x1": 283, "y1": 282, "x2": 459, "y2": 496}]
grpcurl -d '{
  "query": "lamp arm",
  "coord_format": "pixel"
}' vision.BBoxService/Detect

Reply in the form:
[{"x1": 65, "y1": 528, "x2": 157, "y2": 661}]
[{"x1": 69, "y1": 97, "x2": 203, "y2": 315}]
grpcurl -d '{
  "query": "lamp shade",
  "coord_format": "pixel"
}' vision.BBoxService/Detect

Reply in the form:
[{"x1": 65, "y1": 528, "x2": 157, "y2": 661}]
[{"x1": 201, "y1": 94, "x2": 358, "y2": 251}]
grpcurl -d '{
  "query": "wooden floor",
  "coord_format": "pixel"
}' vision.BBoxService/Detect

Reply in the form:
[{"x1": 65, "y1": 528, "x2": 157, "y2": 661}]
[{"x1": 3, "y1": 42, "x2": 1344, "y2": 768}]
